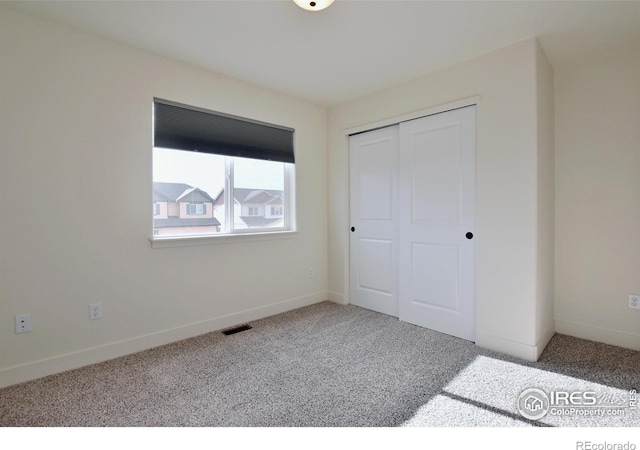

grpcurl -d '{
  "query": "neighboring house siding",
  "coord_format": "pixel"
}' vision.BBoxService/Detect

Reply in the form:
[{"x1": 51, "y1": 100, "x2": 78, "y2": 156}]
[
  {"x1": 234, "y1": 200, "x2": 247, "y2": 229},
  {"x1": 214, "y1": 188, "x2": 285, "y2": 230},
  {"x1": 168, "y1": 202, "x2": 179, "y2": 218},
  {"x1": 153, "y1": 182, "x2": 220, "y2": 236},
  {"x1": 154, "y1": 202, "x2": 169, "y2": 219}
]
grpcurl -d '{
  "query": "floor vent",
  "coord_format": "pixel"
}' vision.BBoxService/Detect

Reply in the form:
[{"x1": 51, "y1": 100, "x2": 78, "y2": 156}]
[{"x1": 222, "y1": 324, "x2": 252, "y2": 335}]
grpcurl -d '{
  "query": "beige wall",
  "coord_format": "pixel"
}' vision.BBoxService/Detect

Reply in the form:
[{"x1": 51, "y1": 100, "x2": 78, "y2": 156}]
[
  {"x1": 0, "y1": 7, "x2": 328, "y2": 387},
  {"x1": 535, "y1": 42, "x2": 556, "y2": 357},
  {"x1": 554, "y1": 45, "x2": 640, "y2": 351},
  {"x1": 328, "y1": 39, "x2": 555, "y2": 361}
]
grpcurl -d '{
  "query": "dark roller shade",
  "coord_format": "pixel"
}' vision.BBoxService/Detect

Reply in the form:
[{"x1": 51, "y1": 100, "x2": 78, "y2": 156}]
[{"x1": 154, "y1": 99, "x2": 295, "y2": 164}]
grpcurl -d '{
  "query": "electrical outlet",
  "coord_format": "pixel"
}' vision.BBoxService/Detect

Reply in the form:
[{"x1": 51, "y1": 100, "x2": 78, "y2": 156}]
[
  {"x1": 308, "y1": 267, "x2": 315, "y2": 279},
  {"x1": 15, "y1": 314, "x2": 31, "y2": 333},
  {"x1": 629, "y1": 295, "x2": 640, "y2": 310},
  {"x1": 89, "y1": 303, "x2": 103, "y2": 320}
]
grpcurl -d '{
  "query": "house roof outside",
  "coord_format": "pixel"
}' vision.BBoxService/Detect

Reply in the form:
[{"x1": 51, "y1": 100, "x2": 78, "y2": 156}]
[
  {"x1": 214, "y1": 188, "x2": 283, "y2": 206},
  {"x1": 242, "y1": 190, "x2": 272, "y2": 204},
  {"x1": 153, "y1": 182, "x2": 220, "y2": 228},
  {"x1": 153, "y1": 182, "x2": 215, "y2": 203}
]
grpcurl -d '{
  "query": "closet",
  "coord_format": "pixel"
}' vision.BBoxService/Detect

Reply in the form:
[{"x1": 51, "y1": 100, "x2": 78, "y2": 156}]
[{"x1": 349, "y1": 106, "x2": 476, "y2": 341}]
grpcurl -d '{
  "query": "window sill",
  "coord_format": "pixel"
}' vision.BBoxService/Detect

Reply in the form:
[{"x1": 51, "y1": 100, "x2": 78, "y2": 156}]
[{"x1": 149, "y1": 230, "x2": 299, "y2": 249}]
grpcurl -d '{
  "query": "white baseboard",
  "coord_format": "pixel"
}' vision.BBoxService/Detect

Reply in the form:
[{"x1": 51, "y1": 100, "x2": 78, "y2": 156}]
[
  {"x1": 535, "y1": 323, "x2": 556, "y2": 360},
  {"x1": 328, "y1": 291, "x2": 346, "y2": 305},
  {"x1": 555, "y1": 319, "x2": 640, "y2": 352},
  {"x1": 0, "y1": 291, "x2": 328, "y2": 389},
  {"x1": 476, "y1": 328, "x2": 555, "y2": 362}
]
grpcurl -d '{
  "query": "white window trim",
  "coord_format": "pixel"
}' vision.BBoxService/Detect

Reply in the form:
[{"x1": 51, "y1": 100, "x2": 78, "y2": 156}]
[{"x1": 150, "y1": 230, "x2": 299, "y2": 248}]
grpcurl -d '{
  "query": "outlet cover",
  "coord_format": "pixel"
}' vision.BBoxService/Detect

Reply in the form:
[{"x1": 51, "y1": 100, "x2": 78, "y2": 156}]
[
  {"x1": 15, "y1": 314, "x2": 31, "y2": 333},
  {"x1": 629, "y1": 295, "x2": 640, "y2": 310},
  {"x1": 89, "y1": 303, "x2": 103, "y2": 320}
]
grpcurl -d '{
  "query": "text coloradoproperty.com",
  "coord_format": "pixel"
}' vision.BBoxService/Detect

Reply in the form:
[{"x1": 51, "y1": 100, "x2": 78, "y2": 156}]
[{"x1": 550, "y1": 407, "x2": 627, "y2": 417}]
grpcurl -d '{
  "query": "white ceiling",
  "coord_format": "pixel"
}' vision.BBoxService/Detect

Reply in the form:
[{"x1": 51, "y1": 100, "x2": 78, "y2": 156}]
[{"x1": 3, "y1": 0, "x2": 640, "y2": 106}]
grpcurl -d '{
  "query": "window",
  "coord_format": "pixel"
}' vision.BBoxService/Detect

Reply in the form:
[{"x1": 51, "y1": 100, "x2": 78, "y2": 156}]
[
  {"x1": 187, "y1": 203, "x2": 206, "y2": 215},
  {"x1": 152, "y1": 99, "x2": 295, "y2": 238},
  {"x1": 153, "y1": 203, "x2": 160, "y2": 216}
]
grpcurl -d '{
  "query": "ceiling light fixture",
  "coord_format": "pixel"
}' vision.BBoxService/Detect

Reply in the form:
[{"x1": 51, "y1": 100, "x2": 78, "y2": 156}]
[{"x1": 293, "y1": 0, "x2": 335, "y2": 12}]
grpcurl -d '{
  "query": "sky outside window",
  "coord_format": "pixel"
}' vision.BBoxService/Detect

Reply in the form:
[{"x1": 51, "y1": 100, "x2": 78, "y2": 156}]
[{"x1": 153, "y1": 148, "x2": 284, "y2": 196}]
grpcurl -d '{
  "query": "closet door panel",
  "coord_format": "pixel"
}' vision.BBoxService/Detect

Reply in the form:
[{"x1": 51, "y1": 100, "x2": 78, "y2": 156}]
[
  {"x1": 349, "y1": 126, "x2": 399, "y2": 317},
  {"x1": 398, "y1": 106, "x2": 476, "y2": 341}
]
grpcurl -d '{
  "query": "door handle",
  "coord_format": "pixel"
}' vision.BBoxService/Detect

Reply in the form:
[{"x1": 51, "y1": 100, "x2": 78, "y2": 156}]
[
  {"x1": 351, "y1": 227, "x2": 356, "y2": 232},
  {"x1": 466, "y1": 232, "x2": 474, "y2": 240}
]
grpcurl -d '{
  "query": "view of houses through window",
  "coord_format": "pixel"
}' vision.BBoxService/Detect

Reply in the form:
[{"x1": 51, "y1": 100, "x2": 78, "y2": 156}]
[{"x1": 153, "y1": 148, "x2": 290, "y2": 237}]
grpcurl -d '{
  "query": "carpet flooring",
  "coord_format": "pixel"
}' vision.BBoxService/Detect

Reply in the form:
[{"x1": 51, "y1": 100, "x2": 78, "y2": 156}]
[{"x1": 1, "y1": 301, "x2": 638, "y2": 427}]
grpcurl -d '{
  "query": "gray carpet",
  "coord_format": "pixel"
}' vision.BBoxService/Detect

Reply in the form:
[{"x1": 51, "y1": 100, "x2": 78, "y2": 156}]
[{"x1": 1, "y1": 301, "x2": 638, "y2": 427}]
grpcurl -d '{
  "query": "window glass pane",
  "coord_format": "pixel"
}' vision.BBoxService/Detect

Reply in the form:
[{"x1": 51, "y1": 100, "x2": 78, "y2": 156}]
[
  {"x1": 233, "y1": 157, "x2": 285, "y2": 230},
  {"x1": 153, "y1": 148, "x2": 225, "y2": 236}
]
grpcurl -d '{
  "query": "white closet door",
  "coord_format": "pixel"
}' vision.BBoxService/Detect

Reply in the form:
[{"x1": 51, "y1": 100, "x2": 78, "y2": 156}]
[
  {"x1": 349, "y1": 126, "x2": 399, "y2": 317},
  {"x1": 398, "y1": 106, "x2": 476, "y2": 341}
]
